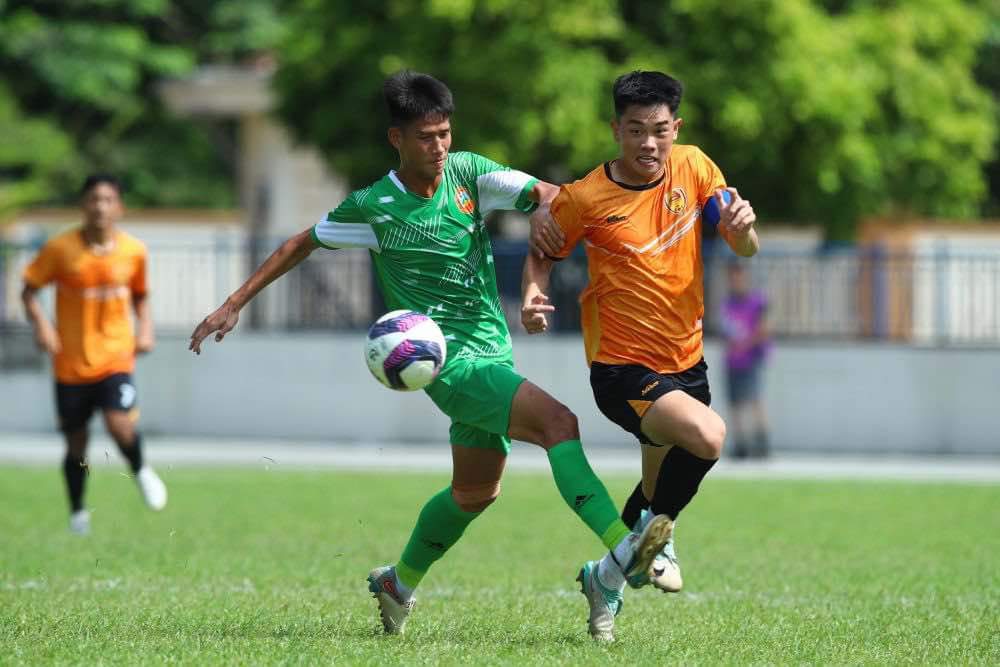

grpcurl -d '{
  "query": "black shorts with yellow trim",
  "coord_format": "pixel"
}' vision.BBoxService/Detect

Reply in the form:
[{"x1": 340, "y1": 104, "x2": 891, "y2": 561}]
[{"x1": 589, "y1": 358, "x2": 711, "y2": 445}]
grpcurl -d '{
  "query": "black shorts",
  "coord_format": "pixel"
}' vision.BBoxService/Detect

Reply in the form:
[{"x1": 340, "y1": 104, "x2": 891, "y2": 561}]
[
  {"x1": 590, "y1": 359, "x2": 711, "y2": 445},
  {"x1": 55, "y1": 373, "x2": 138, "y2": 432}
]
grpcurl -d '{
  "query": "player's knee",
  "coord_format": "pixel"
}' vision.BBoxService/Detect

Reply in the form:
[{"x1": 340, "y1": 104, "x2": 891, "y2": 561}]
[
  {"x1": 63, "y1": 428, "x2": 87, "y2": 457},
  {"x1": 694, "y1": 419, "x2": 726, "y2": 460},
  {"x1": 541, "y1": 405, "x2": 579, "y2": 447},
  {"x1": 451, "y1": 481, "x2": 502, "y2": 513}
]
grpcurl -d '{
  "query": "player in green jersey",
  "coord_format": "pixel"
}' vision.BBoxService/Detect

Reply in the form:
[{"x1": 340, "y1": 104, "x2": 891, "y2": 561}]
[{"x1": 190, "y1": 71, "x2": 671, "y2": 641}]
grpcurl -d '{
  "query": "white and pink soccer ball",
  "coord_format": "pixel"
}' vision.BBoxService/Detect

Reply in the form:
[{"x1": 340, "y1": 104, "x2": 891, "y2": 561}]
[{"x1": 364, "y1": 310, "x2": 447, "y2": 391}]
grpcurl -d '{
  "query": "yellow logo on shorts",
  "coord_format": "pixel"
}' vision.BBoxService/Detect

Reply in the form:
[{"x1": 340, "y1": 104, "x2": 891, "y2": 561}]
[{"x1": 641, "y1": 380, "x2": 660, "y2": 396}]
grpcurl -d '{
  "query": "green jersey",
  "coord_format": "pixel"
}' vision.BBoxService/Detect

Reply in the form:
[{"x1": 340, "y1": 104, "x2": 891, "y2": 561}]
[{"x1": 312, "y1": 151, "x2": 538, "y2": 363}]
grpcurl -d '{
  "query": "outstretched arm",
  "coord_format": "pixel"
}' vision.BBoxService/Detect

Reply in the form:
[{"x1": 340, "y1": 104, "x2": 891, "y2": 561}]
[{"x1": 189, "y1": 228, "x2": 319, "y2": 354}]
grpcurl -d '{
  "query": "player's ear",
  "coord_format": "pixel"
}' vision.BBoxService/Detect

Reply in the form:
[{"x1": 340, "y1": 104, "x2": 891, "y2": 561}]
[
  {"x1": 673, "y1": 117, "x2": 684, "y2": 138},
  {"x1": 610, "y1": 118, "x2": 621, "y2": 144},
  {"x1": 387, "y1": 126, "x2": 402, "y2": 150}
]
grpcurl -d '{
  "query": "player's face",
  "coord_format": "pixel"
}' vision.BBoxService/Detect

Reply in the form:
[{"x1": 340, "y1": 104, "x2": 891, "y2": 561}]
[
  {"x1": 391, "y1": 116, "x2": 452, "y2": 180},
  {"x1": 81, "y1": 183, "x2": 123, "y2": 230},
  {"x1": 611, "y1": 104, "x2": 682, "y2": 182}
]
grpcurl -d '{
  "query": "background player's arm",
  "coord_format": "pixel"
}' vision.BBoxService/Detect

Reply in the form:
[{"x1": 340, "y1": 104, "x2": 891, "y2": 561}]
[
  {"x1": 189, "y1": 228, "x2": 319, "y2": 354},
  {"x1": 133, "y1": 293, "x2": 154, "y2": 354},
  {"x1": 132, "y1": 252, "x2": 154, "y2": 354},
  {"x1": 521, "y1": 253, "x2": 556, "y2": 334},
  {"x1": 20, "y1": 284, "x2": 61, "y2": 355}
]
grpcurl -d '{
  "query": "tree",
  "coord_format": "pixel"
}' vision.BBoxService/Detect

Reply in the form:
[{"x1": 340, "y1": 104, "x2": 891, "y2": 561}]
[
  {"x1": 274, "y1": 0, "x2": 624, "y2": 188},
  {"x1": 624, "y1": 0, "x2": 997, "y2": 238},
  {"x1": 972, "y1": 0, "x2": 1000, "y2": 217},
  {"x1": 0, "y1": 0, "x2": 284, "y2": 214},
  {"x1": 275, "y1": 0, "x2": 997, "y2": 239}
]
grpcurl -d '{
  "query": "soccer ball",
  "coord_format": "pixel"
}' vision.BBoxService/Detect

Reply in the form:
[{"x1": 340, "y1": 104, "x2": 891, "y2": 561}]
[{"x1": 364, "y1": 310, "x2": 447, "y2": 391}]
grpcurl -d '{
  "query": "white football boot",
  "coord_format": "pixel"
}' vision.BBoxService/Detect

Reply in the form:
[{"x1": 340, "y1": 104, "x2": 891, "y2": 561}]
[
  {"x1": 367, "y1": 566, "x2": 415, "y2": 635},
  {"x1": 577, "y1": 560, "x2": 622, "y2": 642},
  {"x1": 69, "y1": 509, "x2": 91, "y2": 535},
  {"x1": 622, "y1": 513, "x2": 674, "y2": 589},
  {"x1": 640, "y1": 510, "x2": 683, "y2": 592},
  {"x1": 651, "y1": 533, "x2": 683, "y2": 593},
  {"x1": 136, "y1": 466, "x2": 167, "y2": 511},
  {"x1": 578, "y1": 514, "x2": 673, "y2": 642}
]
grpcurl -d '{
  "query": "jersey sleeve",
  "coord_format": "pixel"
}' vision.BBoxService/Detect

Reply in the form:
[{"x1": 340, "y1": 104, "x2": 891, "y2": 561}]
[
  {"x1": 461, "y1": 152, "x2": 539, "y2": 216},
  {"x1": 311, "y1": 194, "x2": 381, "y2": 252},
  {"x1": 130, "y1": 247, "x2": 148, "y2": 297},
  {"x1": 22, "y1": 240, "x2": 60, "y2": 288},
  {"x1": 547, "y1": 186, "x2": 587, "y2": 260},
  {"x1": 694, "y1": 148, "x2": 727, "y2": 205}
]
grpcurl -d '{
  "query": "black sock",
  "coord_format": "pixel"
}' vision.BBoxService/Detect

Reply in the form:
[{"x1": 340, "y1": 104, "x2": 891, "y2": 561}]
[
  {"x1": 651, "y1": 447, "x2": 718, "y2": 519},
  {"x1": 63, "y1": 455, "x2": 88, "y2": 512},
  {"x1": 621, "y1": 482, "x2": 651, "y2": 529},
  {"x1": 117, "y1": 434, "x2": 144, "y2": 474}
]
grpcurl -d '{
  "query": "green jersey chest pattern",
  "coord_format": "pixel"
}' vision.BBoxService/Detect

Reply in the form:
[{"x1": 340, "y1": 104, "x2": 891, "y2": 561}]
[{"x1": 312, "y1": 151, "x2": 538, "y2": 363}]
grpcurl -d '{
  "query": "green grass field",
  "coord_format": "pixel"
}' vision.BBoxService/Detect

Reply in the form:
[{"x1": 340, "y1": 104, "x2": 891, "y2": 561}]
[{"x1": 1, "y1": 465, "x2": 998, "y2": 665}]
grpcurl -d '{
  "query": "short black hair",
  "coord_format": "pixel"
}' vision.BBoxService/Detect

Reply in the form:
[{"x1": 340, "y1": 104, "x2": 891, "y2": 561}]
[
  {"x1": 80, "y1": 173, "x2": 123, "y2": 198},
  {"x1": 383, "y1": 70, "x2": 455, "y2": 127},
  {"x1": 612, "y1": 71, "x2": 683, "y2": 117}
]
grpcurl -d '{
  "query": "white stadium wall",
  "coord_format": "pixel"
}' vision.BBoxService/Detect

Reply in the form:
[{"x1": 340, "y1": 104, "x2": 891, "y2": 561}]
[{"x1": 0, "y1": 334, "x2": 997, "y2": 456}]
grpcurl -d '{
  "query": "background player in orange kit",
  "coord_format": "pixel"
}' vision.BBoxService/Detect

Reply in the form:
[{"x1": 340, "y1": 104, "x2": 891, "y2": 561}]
[
  {"x1": 22, "y1": 174, "x2": 167, "y2": 535},
  {"x1": 521, "y1": 71, "x2": 758, "y2": 633}
]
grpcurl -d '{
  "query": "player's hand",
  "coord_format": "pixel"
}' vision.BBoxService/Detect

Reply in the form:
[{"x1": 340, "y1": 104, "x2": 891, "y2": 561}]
[
  {"x1": 521, "y1": 290, "x2": 555, "y2": 334},
  {"x1": 717, "y1": 187, "x2": 756, "y2": 238},
  {"x1": 135, "y1": 332, "x2": 155, "y2": 355},
  {"x1": 34, "y1": 324, "x2": 61, "y2": 356},
  {"x1": 528, "y1": 203, "x2": 565, "y2": 259},
  {"x1": 189, "y1": 301, "x2": 240, "y2": 355}
]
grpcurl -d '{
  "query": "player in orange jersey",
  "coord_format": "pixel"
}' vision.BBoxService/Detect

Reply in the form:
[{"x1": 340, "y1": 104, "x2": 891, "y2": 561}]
[
  {"x1": 521, "y1": 71, "x2": 758, "y2": 635},
  {"x1": 22, "y1": 174, "x2": 167, "y2": 535}
]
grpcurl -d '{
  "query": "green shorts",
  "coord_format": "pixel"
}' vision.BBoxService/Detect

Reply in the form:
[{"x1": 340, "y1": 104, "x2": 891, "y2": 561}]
[{"x1": 424, "y1": 356, "x2": 526, "y2": 454}]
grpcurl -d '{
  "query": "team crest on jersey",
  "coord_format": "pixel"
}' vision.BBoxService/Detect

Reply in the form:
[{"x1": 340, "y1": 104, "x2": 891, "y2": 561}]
[
  {"x1": 666, "y1": 187, "x2": 688, "y2": 215},
  {"x1": 455, "y1": 186, "x2": 475, "y2": 215}
]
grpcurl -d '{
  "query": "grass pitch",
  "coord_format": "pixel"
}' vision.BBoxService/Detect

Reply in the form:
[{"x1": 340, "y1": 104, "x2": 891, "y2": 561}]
[{"x1": 1, "y1": 463, "x2": 998, "y2": 665}]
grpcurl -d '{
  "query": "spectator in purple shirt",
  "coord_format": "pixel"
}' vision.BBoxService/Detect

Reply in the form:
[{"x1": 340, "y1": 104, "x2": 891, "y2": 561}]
[{"x1": 721, "y1": 261, "x2": 771, "y2": 459}]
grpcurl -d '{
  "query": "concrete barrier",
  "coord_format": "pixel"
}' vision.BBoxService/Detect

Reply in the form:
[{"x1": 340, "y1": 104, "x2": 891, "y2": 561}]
[{"x1": 1, "y1": 333, "x2": 997, "y2": 455}]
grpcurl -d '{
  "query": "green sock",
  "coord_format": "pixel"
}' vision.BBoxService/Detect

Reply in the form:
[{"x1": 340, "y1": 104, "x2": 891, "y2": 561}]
[
  {"x1": 396, "y1": 487, "x2": 480, "y2": 590},
  {"x1": 547, "y1": 440, "x2": 631, "y2": 550}
]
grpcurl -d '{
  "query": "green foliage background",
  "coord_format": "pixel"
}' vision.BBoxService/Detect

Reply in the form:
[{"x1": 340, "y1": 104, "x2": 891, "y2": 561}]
[
  {"x1": 275, "y1": 0, "x2": 998, "y2": 239},
  {"x1": 2, "y1": 0, "x2": 997, "y2": 238},
  {"x1": 0, "y1": 0, "x2": 285, "y2": 213}
]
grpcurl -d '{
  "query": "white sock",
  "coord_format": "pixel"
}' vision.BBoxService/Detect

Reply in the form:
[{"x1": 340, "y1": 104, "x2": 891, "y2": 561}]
[
  {"x1": 597, "y1": 550, "x2": 627, "y2": 591},
  {"x1": 612, "y1": 532, "x2": 636, "y2": 565}
]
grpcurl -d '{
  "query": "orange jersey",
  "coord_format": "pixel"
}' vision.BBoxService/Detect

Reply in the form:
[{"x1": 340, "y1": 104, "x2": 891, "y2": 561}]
[
  {"x1": 550, "y1": 144, "x2": 726, "y2": 373},
  {"x1": 23, "y1": 228, "x2": 148, "y2": 384}
]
